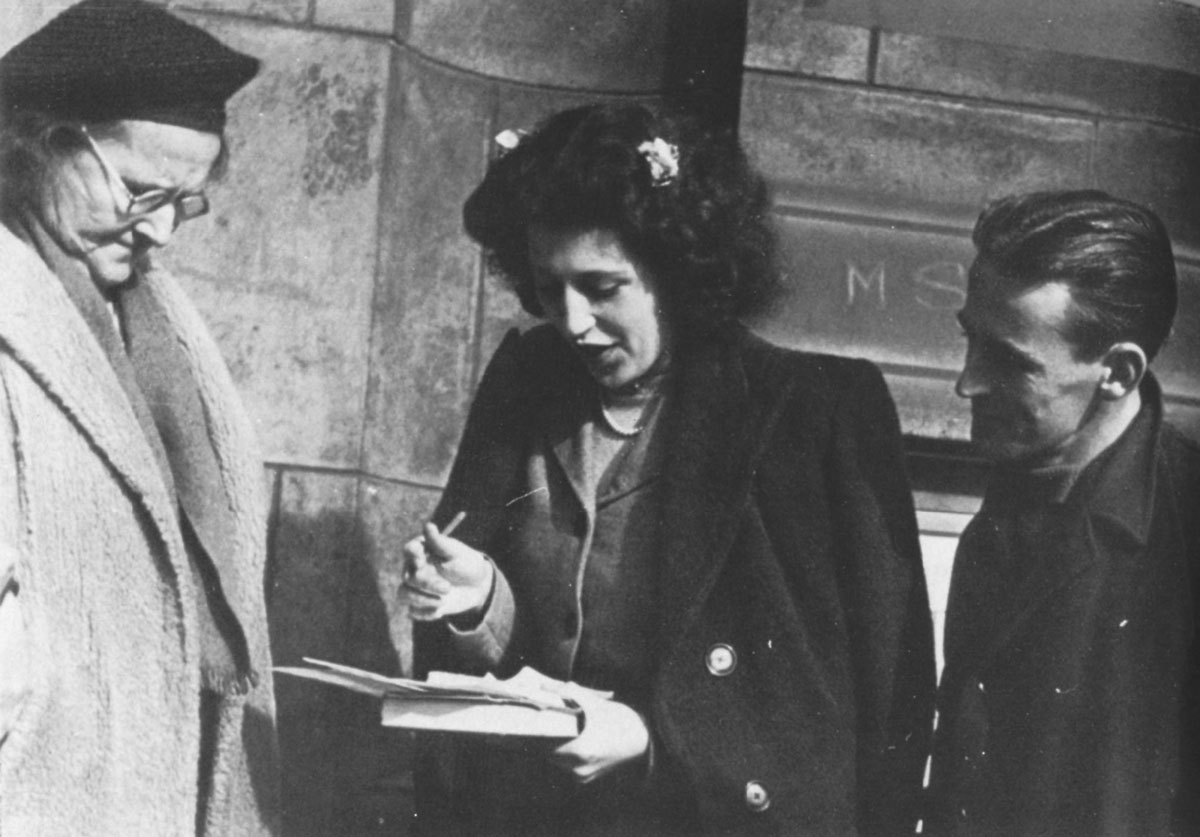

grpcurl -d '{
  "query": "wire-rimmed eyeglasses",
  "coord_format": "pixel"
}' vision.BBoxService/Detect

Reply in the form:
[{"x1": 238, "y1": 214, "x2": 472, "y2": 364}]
[{"x1": 78, "y1": 125, "x2": 210, "y2": 223}]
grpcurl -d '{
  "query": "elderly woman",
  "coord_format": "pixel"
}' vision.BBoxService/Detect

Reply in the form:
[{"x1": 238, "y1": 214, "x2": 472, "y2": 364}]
[
  {"x1": 0, "y1": 2, "x2": 278, "y2": 833},
  {"x1": 400, "y1": 104, "x2": 935, "y2": 835}
]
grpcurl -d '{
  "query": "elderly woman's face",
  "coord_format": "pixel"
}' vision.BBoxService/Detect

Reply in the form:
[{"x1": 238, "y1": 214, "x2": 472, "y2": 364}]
[
  {"x1": 528, "y1": 226, "x2": 670, "y2": 391},
  {"x1": 39, "y1": 119, "x2": 220, "y2": 291}
]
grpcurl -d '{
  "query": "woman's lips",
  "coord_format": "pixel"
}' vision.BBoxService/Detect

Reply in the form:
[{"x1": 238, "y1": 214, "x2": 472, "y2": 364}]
[{"x1": 577, "y1": 343, "x2": 617, "y2": 361}]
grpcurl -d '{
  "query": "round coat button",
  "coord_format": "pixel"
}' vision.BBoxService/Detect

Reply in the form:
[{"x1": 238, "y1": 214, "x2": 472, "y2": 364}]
[
  {"x1": 705, "y1": 643, "x2": 737, "y2": 676},
  {"x1": 744, "y1": 780, "x2": 770, "y2": 813}
]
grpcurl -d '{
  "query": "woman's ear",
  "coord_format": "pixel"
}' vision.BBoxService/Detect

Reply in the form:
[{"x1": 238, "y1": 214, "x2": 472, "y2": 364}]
[{"x1": 1097, "y1": 342, "x2": 1147, "y2": 400}]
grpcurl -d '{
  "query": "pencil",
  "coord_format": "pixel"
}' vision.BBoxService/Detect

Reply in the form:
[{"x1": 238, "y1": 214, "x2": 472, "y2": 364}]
[{"x1": 440, "y1": 510, "x2": 467, "y2": 538}]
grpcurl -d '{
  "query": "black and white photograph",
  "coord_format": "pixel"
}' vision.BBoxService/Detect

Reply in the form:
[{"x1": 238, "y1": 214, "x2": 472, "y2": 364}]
[{"x1": 1, "y1": 1, "x2": 1198, "y2": 834}]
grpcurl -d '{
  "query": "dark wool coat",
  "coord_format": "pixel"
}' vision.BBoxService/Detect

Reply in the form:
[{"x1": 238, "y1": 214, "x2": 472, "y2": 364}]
[
  {"x1": 926, "y1": 378, "x2": 1200, "y2": 836},
  {"x1": 414, "y1": 324, "x2": 936, "y2": 835}
]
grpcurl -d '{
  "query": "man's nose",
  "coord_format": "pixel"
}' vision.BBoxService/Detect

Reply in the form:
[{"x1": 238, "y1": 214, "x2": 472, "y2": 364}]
[
  {"x1": 955, "y1": 349, "x2": 987, "y2": 399},
  {"x1": 131, "y1": 203, "x2": 178, "y2": 248},
  {"x1": 562, "y1": 286, "x2": 595, "y2": 338}
]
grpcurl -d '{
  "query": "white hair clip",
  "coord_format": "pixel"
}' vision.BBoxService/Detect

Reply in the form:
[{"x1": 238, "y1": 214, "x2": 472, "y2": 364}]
[
  {"x1": 637, "y1": 137, "x2": 679, "y2": 187},
  {"x1": 494, "y1": 128, "x2": 528, "y2": 152}
]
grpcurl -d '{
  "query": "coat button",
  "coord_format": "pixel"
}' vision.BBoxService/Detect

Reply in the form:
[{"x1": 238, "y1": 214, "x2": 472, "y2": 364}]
[
  {"x1": 744, "y1": 780, "x2": 770, "y2": 813},
  {"x1": 705, "y1": 643, "x2": 737, "y2": 676}
]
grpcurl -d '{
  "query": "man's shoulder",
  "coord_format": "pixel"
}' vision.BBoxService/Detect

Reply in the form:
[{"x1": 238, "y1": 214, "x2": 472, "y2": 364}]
[
  {"x1": 1160, "y1": 420, "x2": 1200, "y2": 463},
  {"x1": 1157, "y1": 421, "x2": 1200, "y2": 504}
]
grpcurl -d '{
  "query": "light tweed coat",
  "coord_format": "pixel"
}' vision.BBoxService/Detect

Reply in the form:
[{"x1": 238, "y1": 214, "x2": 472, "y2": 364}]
[{"x1": 0, "y1": 223, "x2": 280, "y2": 835}]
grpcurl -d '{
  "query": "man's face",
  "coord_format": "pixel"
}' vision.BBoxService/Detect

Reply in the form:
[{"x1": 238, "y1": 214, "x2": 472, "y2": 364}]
[
  {"x1": 39, "y1": 119, "x2": 220, "y2": 292},
  {"x1": 956, "y1": 262, "x2": 1109, "y2": 468}
]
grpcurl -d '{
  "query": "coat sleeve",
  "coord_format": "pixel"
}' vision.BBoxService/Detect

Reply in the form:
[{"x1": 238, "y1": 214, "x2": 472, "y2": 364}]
[
  {"x1": 412, "y1": 329, "x2": 529, "y2": 679},
  {"x1": 827, "y1": 359, "x2": 936, "y2": 835},
  {"x1": 0, "y1": 359, "x2": 31, "y2": 747}
]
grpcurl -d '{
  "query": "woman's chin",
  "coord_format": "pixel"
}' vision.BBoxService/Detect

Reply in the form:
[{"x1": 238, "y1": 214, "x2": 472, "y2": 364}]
[
  {"x1": 581, "y1": 354, "x2": 628, "y2": 390},
  {"x1": 84, "y1": 248, "x2": 138, "y2": 289}
]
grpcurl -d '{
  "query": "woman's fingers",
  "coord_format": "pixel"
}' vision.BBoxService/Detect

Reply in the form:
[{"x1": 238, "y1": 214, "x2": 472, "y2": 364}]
[
  {"x1": 422, "y1": 521, "x2": 459, "y2": 561},
  {"x1": 400, "y1": 519, "x2": 493, "y2": 620},
  {"x1": 547, "y1": 693, "x2": 650, "y2": 784},
  {"x1": 400, "y1": 535, "x2": 450, "y2": 600}
]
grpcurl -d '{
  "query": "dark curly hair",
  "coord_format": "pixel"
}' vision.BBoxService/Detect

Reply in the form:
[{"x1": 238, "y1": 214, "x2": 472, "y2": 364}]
[
  {"x1": 972, "y1": 190, "x2": 1177, "y2": 362},
  {"x1": 462, "y1": 104, "x2": 778, "y2": 339}
]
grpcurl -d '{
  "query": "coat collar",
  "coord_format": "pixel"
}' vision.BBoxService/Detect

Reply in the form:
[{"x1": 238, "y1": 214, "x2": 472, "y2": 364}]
[
  {"x1": 0, "y1": 222, "x2": 183, "y2": 561},
  {"x1": 1073, "y1": 374, "x2": 1164, "y2": 549},
  {"x1": 654, "y1": 329, "x2": 798, "y2": 643},
  {"x1": 949, "y1": 379, "x2": 1165, "y2": 672}
]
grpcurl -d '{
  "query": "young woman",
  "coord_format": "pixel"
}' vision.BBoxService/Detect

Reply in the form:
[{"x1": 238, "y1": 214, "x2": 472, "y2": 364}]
[{"x1": 399, "y1": 104, "x2": 935, "y2": 835}]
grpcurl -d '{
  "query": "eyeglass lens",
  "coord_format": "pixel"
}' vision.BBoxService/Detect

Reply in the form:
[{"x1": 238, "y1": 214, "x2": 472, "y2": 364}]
[{"x1": 81, "y1": 126, "x2": 210, "y2": 222}]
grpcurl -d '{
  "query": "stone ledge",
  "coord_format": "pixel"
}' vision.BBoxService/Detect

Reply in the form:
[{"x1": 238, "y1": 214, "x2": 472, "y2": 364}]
[
  {"x1": 741, "y1": 73, "x2": 1094, "y2": 214},
  {"x1": 877, "y1": 31, "x2": 1200, "y2": 134},
  {"x1": 745, "y1": 13, "x2": 869, "y2": 83}
]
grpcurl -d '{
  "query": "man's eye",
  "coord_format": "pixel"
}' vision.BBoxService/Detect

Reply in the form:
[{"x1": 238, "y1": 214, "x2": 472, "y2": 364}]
[
  {"x1": 982, "y1": 343, "x2": 1037, "y2": 375},
  {"x1": 534, "y1": 283, "x2": 562, "y2": 302},
  {"x1": 588, "y1": 284, "x2": 620, "y2": 300}
]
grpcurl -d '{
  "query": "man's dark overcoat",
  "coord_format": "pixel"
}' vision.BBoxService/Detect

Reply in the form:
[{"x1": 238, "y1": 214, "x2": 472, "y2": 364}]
[
  {"x1": 926, "y1": 377, "x2": 1200, "y2": 835},
  {"x1": 414, "y1": 324, "x2": 936, "y2": 835}
]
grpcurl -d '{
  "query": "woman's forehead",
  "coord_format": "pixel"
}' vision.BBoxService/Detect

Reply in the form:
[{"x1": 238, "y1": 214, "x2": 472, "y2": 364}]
[
  {"x1": 528, "y1": 226, "x2": 631, "y2": 266},
  {"x1": 91, "y1": 119, "x2": 221, "y2": 187}
]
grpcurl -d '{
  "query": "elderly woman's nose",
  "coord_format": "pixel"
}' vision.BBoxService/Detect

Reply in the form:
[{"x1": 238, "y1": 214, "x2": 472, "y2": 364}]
[
  {"x1": 562, "y1": 286, "x2": 595, "y2": 336},
  {"x1": 132, "y1": 204, "x2": 177, "y2": 247}
]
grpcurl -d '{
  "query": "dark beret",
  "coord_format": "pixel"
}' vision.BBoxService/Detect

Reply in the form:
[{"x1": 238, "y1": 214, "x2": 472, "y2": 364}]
[{"x1": 0, "y1": 0, "x2": 259, "y2": 133}]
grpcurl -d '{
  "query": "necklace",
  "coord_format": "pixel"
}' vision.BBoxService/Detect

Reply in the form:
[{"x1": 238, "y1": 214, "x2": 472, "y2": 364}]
[
  {"x1": 598, "y1": 386, "x2": 666, "y2": 438},
  {"x1": 599, "y1": 402, "x2": 646, "y2": 437},
  {"x1": 595, "y1": 354, "x2": 672, "y2": 438}
]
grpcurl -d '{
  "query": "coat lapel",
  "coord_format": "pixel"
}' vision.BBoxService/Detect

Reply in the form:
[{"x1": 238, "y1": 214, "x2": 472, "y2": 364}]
[
  {"x1": 656, "y1": 333, "x2": 797, "y2": 644},
  {"x1": 0, "y1": 226, "x2": 183, "y2": 564},
  {"x1": 956, "y1": 398, "x2": 1159, "y2": 673},
  {"x1": 545, "y1": 383, "x2": 594, "y2": 516},
  {"x1": 971, "y1": 513, "x2": 1097, "y2": 667}
]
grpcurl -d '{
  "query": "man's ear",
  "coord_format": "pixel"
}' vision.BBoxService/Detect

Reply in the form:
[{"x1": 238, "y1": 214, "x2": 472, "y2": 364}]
[{"x1": 1097, "y1": 342, "x2": 1147, "y2": 400}]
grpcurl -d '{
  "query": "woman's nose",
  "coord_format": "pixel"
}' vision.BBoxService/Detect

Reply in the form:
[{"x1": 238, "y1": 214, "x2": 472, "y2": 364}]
[
  {"x1": 132, "y1": 203, "x2": 178, "y2": 248},
  {"x1": 562, "y1": 286, "x2": 595, "y2": 337}
]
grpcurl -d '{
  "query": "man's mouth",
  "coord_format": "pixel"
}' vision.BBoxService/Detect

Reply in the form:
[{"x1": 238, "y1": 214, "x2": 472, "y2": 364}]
[{"x1": 971, "y1": 404, "x2": 1006, "y2": 423}]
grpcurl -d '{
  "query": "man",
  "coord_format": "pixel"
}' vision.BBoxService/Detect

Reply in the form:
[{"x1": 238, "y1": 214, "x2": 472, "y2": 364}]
[
  {"x1": 0, "y1": 1, "x2": 280, "y2": 833},
  {"x1": 926, "y1": 190, "x2": 1200, "y2": 834}
]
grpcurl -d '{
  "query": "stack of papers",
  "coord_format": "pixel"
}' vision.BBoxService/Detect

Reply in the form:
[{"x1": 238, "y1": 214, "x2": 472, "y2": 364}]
[{"x1": 274, "y1": 658, "x2": 592, "y2": 740}]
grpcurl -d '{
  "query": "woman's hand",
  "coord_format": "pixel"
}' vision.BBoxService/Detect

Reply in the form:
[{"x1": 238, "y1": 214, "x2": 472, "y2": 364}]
[
  {"x1": 399, "y1": 521, "x2": 494, "y2": 622},
  {"x1": 548, "y1": 690, "x2": 650, "y2": 784}
]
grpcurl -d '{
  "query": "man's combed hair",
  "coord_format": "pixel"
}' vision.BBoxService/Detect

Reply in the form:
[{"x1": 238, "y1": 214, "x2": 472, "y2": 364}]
[
  {"x1": 972, "y1": 190, "x2": 1178, "y2": 361},
  {"x1": 463, "y1": 104, "x2": 778, "y2": 338}
]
